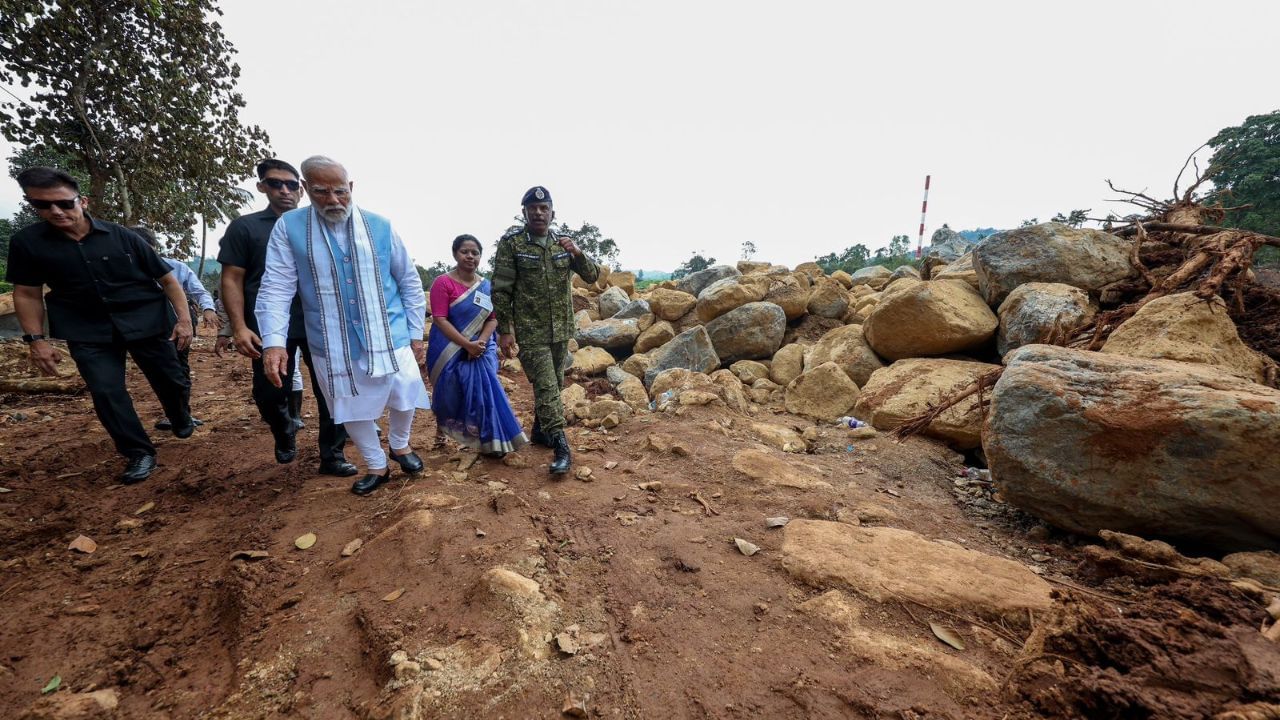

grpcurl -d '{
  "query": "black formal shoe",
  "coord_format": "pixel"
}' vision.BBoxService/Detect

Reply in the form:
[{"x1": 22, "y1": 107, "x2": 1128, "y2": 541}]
[
  {"x1": 318, "y1": 459, "x2": 358, "y2": 477},
  {"x1": 391, "y1": 450, "x2": 424, "y2": 474},
  {"x1": 172, "y1": 417, "x2": 198, "y2": 439},
  {"x1": 549, "y1": 431, "x2": 572, "y2": 476},
  {"x1": 274, "y1": 428, "x2": 298, "y2": 464},
  {"x1": 120, "y1": 455, "x2": 157, "y2": 484},
  {"x1": 156, "y1": 417, "x2": 203, "y2": 431},
  {"x1": 351, "y1": 469, "x2": 391, "y2": 496},
  {"x1": 288, "y1": 390, "x2": 305, "y2": 431},
  {"x1": 530, "y1": 417, "x2": 551, "y2": 447}
]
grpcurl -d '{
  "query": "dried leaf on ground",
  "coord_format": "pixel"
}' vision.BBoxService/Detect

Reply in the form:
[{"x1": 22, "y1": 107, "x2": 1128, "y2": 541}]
[
  {"x1": 340, "y1": 538, "x2": 363, "y2": 557},
  {"x1": 929, "y1": 622, "x2": 966, "y2": 650},
  {"x1": 382, "y1": 588, "x2": 406, "y2": 602},
  {"x1": 134, "y1": 501, "x2": 155, "y2": 515},
  {"x1": 294, "y1": 532, "x2": 317, "y2": 550},
  {"x1": 68, "y1": 535, "x2": 97, "y2": 554}
]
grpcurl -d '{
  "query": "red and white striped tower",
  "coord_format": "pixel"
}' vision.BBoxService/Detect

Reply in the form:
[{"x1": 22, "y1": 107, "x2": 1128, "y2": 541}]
[{"x1": 916, "y1": 174, "x2": 931, "y2": 259}]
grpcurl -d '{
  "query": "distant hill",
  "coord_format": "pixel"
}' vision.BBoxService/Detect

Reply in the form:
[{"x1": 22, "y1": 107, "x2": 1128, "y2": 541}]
[
  {"x1": 958, "y1": 227, "x2": 1000, "y2": 243},
  {"x1": 631, "y1": 269, "x2": 672, "y2": 281}
]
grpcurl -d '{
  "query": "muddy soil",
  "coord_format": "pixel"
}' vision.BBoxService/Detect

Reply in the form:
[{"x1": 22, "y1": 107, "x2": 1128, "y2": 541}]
[{"x1": 1, "y1": 336, "x2": 1276, "y2": 719}]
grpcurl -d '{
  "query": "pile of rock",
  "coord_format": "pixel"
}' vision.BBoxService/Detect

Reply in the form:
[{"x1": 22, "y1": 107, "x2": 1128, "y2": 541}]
[{"x1": 562, "y1": 220, "x2": 1279, "y2": 552}]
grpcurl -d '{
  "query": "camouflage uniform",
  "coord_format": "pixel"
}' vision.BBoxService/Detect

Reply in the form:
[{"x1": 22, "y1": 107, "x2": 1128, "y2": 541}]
[{"x1": 491, "y1": 227, "x2": 599, "y2": 434}]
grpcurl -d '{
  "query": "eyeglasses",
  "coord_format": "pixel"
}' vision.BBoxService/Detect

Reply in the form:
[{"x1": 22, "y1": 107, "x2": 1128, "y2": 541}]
[
  {"x1": 263, "y1": 178, "x2": 300, "y2": 191},
  {"x1": 307, "y1": 186, "x2": 350, "y2": 199},
  {"x1": 25, "y1": 196, "x2": 80, "y2": 210}
]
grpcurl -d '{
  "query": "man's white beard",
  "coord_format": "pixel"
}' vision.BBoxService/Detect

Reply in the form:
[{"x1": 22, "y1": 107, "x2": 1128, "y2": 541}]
[{"x1": 321, "y1": 205, "x2": 351, "y2": 224}]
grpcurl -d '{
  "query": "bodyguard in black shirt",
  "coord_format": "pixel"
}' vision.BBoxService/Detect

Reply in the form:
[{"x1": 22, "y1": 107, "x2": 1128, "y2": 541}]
[
  {"x1": 217, "y1": 159, "x2": 355, "y2": 476},
  {"x1": 6, "y1": 167, "x2": 195, "y2": 483}
]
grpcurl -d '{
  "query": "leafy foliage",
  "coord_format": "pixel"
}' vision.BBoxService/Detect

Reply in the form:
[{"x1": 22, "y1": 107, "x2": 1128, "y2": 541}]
[
  {"x1": 416, "y1": 261, "x2": 450, "y2": 290},
  {"x1": 671, "y1": 252, "x2": 716, "y2": 280},
  {"x1": 1050, "y1": 209, "x2": 1091, "y2": 228},
  {"x1": 815, "y1": 243, "x2": 870, "y2": 274},
  {"x1": 0, "y1": 0, "x2": 271, "y2": 257},
  {"x1": 557, "y1": 221, "x2": 620, "y2": 270},
  {"x1": 1206, "y1": 109, "x2": 1280, "y2": 237},
  {"x1": 740, "y1": 240, "x2": 757, "y2": 261}
]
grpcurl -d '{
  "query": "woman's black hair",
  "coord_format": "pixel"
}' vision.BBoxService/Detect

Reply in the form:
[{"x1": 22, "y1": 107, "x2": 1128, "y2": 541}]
[{"x1": 452, "y1": 234, "x2": 482, "y2": 253}]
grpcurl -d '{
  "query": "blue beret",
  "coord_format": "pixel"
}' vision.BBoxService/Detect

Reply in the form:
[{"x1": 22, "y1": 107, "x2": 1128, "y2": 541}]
[{"x1": 521, "y1": 186, "x2": 552, "y2": 206}]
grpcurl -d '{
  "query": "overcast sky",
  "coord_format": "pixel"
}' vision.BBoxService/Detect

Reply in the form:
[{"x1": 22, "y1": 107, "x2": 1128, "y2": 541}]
[{"x1": 2, "y1": 0, "x2": 1277, "y2": 272}]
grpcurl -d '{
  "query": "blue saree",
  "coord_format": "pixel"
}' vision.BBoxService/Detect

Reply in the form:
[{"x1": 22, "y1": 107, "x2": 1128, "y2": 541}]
[{"x1": 426, "y1": 277, "x2": 528, "y2": 454}]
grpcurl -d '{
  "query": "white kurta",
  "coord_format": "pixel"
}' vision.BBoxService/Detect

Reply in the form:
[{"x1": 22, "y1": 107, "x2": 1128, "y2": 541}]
[{"x1": 310, "y1": 344, "x2": 430, "y2": 423}]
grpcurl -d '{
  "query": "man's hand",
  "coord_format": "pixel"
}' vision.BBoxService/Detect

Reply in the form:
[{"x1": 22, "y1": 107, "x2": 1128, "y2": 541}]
[
  {"x1": 214, "y1": 336, "x2": 232, "y2": 358},
  {"x1": 557, "y1": 236, "x2": 582, "y2": 257},
  {"x1": 171, "y1": 318, "x2": 194, "y2": 351},
  {"x1": 262, "y1": 347, "x2": 289, "y2": 388},
  {"x1": 411, "y1": 339, "x2": 426, "y2": 366},
  {"x1": 233, "y1": 327, "x2": 263, "y2": 359},
  {"x1": 28, "y1": 340, "x2": 61, "y2": 377},
  {"x1": 202, "y1": 309, "x2": 223, "y2": 330},
  {"x1": 498, "y1": 333, "x2": 518, "y2": 360}
]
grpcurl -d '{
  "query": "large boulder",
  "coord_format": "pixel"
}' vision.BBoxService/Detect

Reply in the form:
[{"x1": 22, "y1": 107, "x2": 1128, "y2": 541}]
[
  {"x1": 642, "y1": 326, "x2": 720, "y2": 387},
  {"x1": 806, "y1": 276, "x2": 850, "y2": 319},
  {"x1": 571, "y1": 347, "x2": 615, "y2": 376},
  {"x1": 646, "y1": 288, "x2": 697, "y2": 322},
  {"x1": 673, "y1": 264, "x2": 740, "y2": 297},
  {"x1": 764, "y1": 274, "x2": 811, "y2": 321},
  {"x1": 849, "y1": 265, "x2": 892, "y2": 290},
  {"x1": 608, "y1": 271, "x2": 636, "y2": 297},
  {"x1": 830, "y1": 270, "x2": 854, "y2": 288},
  {"x1": 973, "y1": 222, "x2": 1134, "y2": 306},
  {"x1": 729, "y1": 360, "x2": 770, "y2": 385},
  {"x1": 769, "y1": 343, "x2": 806, "y2": 386},
  {"x1": 633, "y1": 319, "x2": 675, "y2": 354},
  {"x1": 621, "y1": 351, "x2": 654, "y2": 380},
  {"x1": 933, "y1": 251, "x2": 979, "y2": 291},
  {"x1": 862, "y1": 280, "x2": 998, "y2": 360},
  {"x1": 996, "y1": 282, "x2": 1097, "y2": 356},
  {"x1": 985, "y1": 344, "x2": 1280, "y2": 552},
  {"x1": 611, "y1": 298, "x2": 651, "y2": 320},
  {"x1": 597, "y1": 286, "x2": 630, "y2": 318},
  {"x1": 854, "y1": 358, "x2": 1000, "y2": 449},
  {"x1": 695, "y1": 275, "x2": 770, "y2": 322},
  {"x1": 704, "y1": 301, "x2": 786, "y2": 363},
  {"x1": 794, "y1": 261, "x2": 825, "y2": 279},
  {"x1": 784, "y1": 361, "x2": 860, "y2": 420},
  {"x1": 806, "y1": 324, "x2": 884, "y2": 387},
  {"x1": 737, "y1": 260, "x2": 772, "y2": 274},
  {"x1": 783, "y1": 520, "x2": 1051, "y2": 620},
  {"x1": 1101, "y1": 292, "x2": 1269, "y2": 384},
  {"x1": 925, "y1": 225, "x2": 976, "y2": 262},
  {"x1": 574, "y1": 318, "x2": 639, "y2": 350}
]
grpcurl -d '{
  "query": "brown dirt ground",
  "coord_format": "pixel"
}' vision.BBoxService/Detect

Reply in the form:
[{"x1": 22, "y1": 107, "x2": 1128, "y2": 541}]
[{"x1": 1, "y1": 334, "x2": 1276, "y2": 719}]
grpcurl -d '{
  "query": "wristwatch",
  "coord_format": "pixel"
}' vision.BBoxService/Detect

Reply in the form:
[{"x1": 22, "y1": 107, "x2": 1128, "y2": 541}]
[{"x1": 21, "y1": 334, "x2": 46, "y2": 344}]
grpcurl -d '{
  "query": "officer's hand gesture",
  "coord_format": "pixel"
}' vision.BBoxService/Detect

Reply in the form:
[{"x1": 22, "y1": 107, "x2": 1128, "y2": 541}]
[{"x1": 557, "y1": 236, "x2": 581, "y2": 257}]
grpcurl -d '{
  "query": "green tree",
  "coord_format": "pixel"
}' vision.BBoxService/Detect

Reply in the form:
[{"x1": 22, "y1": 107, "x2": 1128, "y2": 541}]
[
  {"x1": 740, "y1": 240, "x2": 757, "y2": 261},
  {"x1": 416, "y1": 261, "x2": 451, "y2": 291},
  {"x1": 671, "y1": 252, "x2": 715, "y2": 279},
  {"x1": 1050, "y1": 209, "x2": 1090, "y2": 227},
  {"x1": 1206, "y1": 110, "x2": 1280, "y2": 237},
  {"x1": 1019, "y1": 218, "x2": 1039, "y2": 228},
  {"x1": 556, "y1": 221, "x2": 620, "y2": 270},
  {"x1": 815, "y1": 243, "x2": 870, "y2": 274},
  {"x1": 0, "y1": 0, "x2": 271, "y2": 257}
]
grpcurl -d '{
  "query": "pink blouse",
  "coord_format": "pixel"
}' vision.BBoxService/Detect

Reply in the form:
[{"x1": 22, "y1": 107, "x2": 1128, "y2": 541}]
[{"x1": 429, "y1": 274, "x2": 495, "y2": 321}]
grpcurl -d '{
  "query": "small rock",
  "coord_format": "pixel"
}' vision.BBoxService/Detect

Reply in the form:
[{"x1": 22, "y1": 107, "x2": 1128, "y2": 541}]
[
  {"x1": 576, "y1": 467, "x2": 594, "y2": 482},
  {"x1": 115, "y1": 518, "x2": 143, "y2": 531},
  {"x1": 390, "y1": 650, "x2": 409, "y2": 666},
  {"x1": 1030, "y1": 553, "x2": 1051, "y2": 562},
  {"x1": 555, "y1": 633, "x2": 579, "y2": 655},
  {"x1": 765, "y1": 516, "x2": 790, "y2": 528},
  {"x1": 394, "y1": 660, "x2": 421, "y2": 680},
  {"x1": 638, "y1": 481, "x2": 663, "y2": 492},
  {"x1": 451, "y1": 471, "x2": 470, "y2": 483},
  {"x1": 424, "y1": 657, "x2": 444, "y2": 671},
  {"x1": 562, "y1": 691, "x2": 589, "y2": 718},
  {"x1": 604, "y1": 460, "x2": 619, "y2": 470},
  {"x1": 754, "y1": 602, "x2": 770, "y2": 615},
  {"x1": 503, "y1": 454, "x2": 530, "y2": 469},
  {"x1": 475, "y1": 528, "x2": 487, "y2": 538},
  {"x1": 735, "y1": 538, "x2": 760, "y2": 556},
  {"x1": 341, "y1": 538, "x2": 363, "y2": 557},
  {"x1": 68, "y1": 535, "x2": 97, "y2": 554}
]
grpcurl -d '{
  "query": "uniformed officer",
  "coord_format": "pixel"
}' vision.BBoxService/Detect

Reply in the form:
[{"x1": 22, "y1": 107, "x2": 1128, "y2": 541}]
[{"x1": 491, "y1": 186, "x2": 600, "y2": 475}]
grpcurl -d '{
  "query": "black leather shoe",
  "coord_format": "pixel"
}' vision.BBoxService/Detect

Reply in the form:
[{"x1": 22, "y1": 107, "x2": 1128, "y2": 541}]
[
  {"x1": 171, "y1": 417, "x2": 198, "y2": 439},
  {"x1": 318, "y1": 458, "x2": 358, "y2": 477},
  {"x1": 530, "y1": 417, "x2": 551, "y2": 447},
  {"x1": 156, "y1": 417, "x2": 203, "y2": 431},
  {"x1": 274, "y1": 428, "x2": 297, "y2": 464},
  {"x1": 120, "y1": 455, "x2": 156, "y2": 484},
  {"x1": 351, "y1": 469, "x2": 391, "y2": 496},
  {"x1": 549, "y1": 431, "x2": 572, "y2": 476},
  {"x1": 391, "y1": 450, "x2": 424, "y2": 474}
]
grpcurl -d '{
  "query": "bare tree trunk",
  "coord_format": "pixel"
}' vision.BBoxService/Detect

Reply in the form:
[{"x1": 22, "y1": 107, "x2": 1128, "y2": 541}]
[{"x1": 197, "y1": 216, "x2": 207, "y2": 278}]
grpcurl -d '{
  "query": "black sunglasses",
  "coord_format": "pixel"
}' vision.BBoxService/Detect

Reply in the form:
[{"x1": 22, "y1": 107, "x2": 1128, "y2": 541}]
[
  {"x1": 25, "y1": 196, "x2": 80, "y2": 210},
  {"x1": 263, "y1": 178, "x2": 300, "y2": 191}
]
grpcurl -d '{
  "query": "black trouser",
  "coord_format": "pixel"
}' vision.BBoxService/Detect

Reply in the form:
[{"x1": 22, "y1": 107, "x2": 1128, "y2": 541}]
[
  {"x1": 68, "y1": 333, "x2": 191, "y2": 460},
  {"x1": 251, "y1": 338, "x2": 347, "y2": 462}
]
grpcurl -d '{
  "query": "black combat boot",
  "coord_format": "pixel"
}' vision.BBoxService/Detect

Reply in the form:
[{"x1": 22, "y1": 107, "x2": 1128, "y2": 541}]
[
  {"x1": 273, "y1": 424, "x2": 298, "y2": 464},
  {"x1": 549, "y1": 431, "x2": 571, "y2": 476},
  {"x1": 530, "y1": 416, "x2": 551, "y2": 447},
  {"x1": 288, "y1": 389, "x2": 305, "y2": 431}
]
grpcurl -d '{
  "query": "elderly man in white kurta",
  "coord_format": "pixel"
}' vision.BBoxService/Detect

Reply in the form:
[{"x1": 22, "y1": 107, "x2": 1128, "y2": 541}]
[{"x1": 256, "y1": 156, "x2": 430, "y2": 496}]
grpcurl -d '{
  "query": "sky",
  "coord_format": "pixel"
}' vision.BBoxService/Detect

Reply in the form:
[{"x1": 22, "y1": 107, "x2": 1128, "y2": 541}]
[{"x1": 2, "y1": 0, "x2": 1278, "y2": 272}]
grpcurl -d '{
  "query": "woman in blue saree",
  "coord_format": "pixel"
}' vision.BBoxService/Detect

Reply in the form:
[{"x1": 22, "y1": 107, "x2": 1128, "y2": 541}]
[{"x1": 426, "y1": 235, "x2": 528, "y2": 456}]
